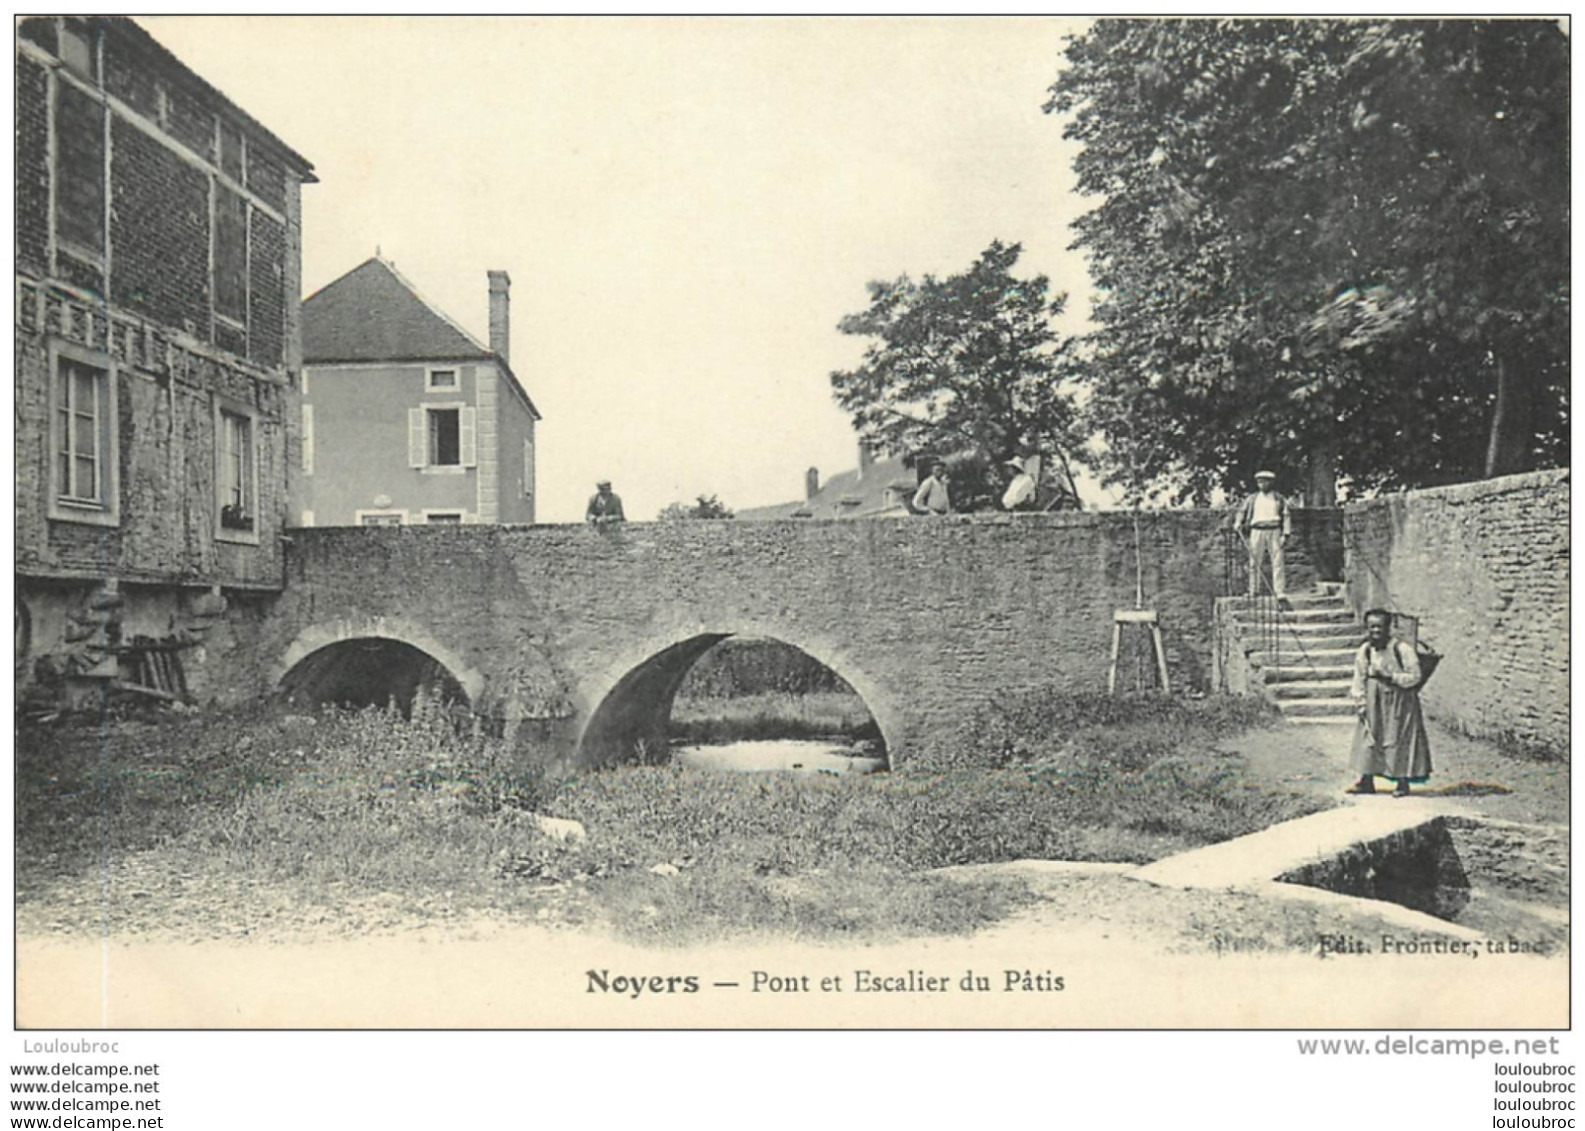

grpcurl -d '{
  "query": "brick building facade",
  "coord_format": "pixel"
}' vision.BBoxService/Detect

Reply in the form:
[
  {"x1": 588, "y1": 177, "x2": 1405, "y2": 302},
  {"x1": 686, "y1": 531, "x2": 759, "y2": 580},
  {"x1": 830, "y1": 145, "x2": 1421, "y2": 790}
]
[{"x1": 15, "y1": 17, "x2": 315, "y2": 705}]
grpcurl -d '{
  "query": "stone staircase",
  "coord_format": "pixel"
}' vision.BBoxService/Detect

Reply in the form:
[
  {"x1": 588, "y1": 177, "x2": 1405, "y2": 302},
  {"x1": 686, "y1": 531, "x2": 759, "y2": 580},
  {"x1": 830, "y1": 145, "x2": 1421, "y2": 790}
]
[{"x1": 1226, "y1": 583, "x2": 1360, "y2": 726}]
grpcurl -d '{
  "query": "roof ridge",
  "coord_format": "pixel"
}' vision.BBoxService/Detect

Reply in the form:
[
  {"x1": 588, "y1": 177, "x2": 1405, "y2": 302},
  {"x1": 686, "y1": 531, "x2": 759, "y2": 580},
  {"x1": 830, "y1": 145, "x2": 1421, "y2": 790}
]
[
  {"x1": 376, "y1": 256, "x2": 491, "y2": 356},
  {"x1": 301, "y1": 256, "x2": 498, "y2": 366}
]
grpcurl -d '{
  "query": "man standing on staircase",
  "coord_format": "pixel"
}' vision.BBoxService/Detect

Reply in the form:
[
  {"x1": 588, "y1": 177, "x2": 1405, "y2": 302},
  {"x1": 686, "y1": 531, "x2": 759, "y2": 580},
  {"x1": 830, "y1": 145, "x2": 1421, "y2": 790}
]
[
  {"x1": 1235, "y1": 470, "x2": 1290, "y2": 607},
  {"x1": 1346, "y1": 609, "x2": 1433, "y2": 797}
]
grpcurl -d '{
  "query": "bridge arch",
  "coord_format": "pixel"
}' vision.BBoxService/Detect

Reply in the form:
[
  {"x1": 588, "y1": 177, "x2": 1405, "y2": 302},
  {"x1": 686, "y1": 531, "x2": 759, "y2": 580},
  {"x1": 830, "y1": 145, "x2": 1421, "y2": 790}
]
[
  {"x1": 272, "y1": 617, "x2": 486, "y2": 712},
  {"x1": 575, "y1": 623, "x2": 900, "y2": 769}
]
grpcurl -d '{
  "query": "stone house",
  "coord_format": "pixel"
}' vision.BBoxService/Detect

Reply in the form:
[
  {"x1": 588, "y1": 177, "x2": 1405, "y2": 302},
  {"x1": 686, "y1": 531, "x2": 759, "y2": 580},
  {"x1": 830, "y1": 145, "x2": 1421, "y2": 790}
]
[
  {"x1": 297, "y1": 258, "x2": 541, "y2": 527},
  {"x1": 15, "y1": 16, "x2": 316, "y2": 705}
]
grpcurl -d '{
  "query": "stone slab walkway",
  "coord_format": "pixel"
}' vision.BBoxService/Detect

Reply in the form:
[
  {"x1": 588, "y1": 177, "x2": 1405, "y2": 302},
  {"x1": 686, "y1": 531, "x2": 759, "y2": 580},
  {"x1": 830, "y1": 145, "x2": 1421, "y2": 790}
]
[{"x1": 1130, "y1": 797, "x2": 1465, "y2": 892}]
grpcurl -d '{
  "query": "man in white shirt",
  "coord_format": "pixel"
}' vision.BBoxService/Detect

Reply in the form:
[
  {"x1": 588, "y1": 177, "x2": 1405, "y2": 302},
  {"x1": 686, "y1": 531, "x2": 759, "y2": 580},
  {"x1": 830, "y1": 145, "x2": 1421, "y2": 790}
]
[
  {"x1": 1001, "y1": 457, "x2": 1037, "y2": 511},
  {"x1": 1234, "y1": 470, "x2": 1290, "y2": 601},
  {"x1": 912, "y1": 465, "x2": 953, "y2": 516}
]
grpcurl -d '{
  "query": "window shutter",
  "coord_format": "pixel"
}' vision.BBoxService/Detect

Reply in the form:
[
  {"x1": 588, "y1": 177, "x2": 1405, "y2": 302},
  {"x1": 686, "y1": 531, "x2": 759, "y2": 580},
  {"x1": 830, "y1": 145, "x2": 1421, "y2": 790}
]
[
  {"x1": 408, "y1": 407, "x2": 426, "y2": 468},
  {"x1": 301, "y1": 404, "x2": 314, "y2": 474},
  {"x1": 460, "y1": 407, "x2": 477, "y2": 467}
]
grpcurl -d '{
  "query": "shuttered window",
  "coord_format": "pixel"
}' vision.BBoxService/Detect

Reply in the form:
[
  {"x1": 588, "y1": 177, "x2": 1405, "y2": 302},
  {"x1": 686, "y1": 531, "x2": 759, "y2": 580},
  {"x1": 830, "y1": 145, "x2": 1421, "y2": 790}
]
[{"x1": 408, "y1": 405, "x2": 476, "y2": 469}]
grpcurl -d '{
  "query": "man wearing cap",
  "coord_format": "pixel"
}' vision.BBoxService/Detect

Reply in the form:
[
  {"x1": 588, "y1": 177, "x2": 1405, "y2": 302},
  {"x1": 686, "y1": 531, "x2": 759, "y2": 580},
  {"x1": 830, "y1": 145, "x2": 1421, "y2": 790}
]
[
  {"x1": 1235, "y1": 470, "x2": 1290, "y2": 602},
  {"x1": 585, "y1": 480, "x2": 626, "y2": 525}
]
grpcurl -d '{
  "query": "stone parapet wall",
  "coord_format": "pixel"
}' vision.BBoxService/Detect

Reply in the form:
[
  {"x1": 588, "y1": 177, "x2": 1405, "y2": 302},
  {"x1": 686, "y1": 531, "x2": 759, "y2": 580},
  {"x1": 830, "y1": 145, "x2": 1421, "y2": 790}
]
[
  {"x1": 219, "y1": 508, "x2": 1310, "y2": 765},
  {"x1": 1343, "y1": 469, "x2": 1569, "y2": 755}
]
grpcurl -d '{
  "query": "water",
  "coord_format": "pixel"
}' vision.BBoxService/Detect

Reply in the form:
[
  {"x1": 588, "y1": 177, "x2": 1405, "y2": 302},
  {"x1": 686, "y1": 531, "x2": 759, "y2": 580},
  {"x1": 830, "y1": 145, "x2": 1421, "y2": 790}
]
[{"x1": 672, "y1": 739, "x2": 886, "y2": 776}]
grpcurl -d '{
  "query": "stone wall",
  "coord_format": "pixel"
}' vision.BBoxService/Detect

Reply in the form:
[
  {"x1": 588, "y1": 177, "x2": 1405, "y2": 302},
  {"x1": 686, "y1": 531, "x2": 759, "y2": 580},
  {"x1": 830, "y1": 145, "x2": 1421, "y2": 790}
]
[
  {"x1": 14, "y1": 281, "x2": 292, "y2": 591},
  {"x1": 225, "y1": 507, "x2": 1339, "y2": 767},
  {"x1": 1343, "y1": 469, "x2": 1569, "y2": 755}
]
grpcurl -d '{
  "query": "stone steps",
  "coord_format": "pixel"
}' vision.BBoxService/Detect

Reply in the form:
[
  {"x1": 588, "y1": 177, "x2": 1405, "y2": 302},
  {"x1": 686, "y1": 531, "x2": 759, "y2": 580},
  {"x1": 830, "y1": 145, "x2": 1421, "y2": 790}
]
[
  {"x1": 1264, "y1": 663, "x2": 1353, "y2": 683},
  {"x1": 1265, "y1": 679, "x2": 1353, "y2": 699},
  {"x1": 1274, "y1": 622, "x2": 1364, "y2": 640},
  {"x1": 1274, "y1": 697, "x2": 1358, "y2": 717},
  {"x1": 1234, "y1": 607, "x2": 1355, "y2": 625},
  {"x1": 1226, "y1": 584, "x2": 1362, "y2": 723},
  {"x1": 1253, "y1": 647, "x2": 1359, "y2": 666}
]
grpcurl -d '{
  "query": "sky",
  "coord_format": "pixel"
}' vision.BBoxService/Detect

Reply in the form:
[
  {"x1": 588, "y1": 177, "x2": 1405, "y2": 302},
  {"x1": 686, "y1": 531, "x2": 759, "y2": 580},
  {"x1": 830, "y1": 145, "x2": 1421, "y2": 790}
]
[{"x1": 143, "y1": 16, "x2": 1098, "y2": 523}]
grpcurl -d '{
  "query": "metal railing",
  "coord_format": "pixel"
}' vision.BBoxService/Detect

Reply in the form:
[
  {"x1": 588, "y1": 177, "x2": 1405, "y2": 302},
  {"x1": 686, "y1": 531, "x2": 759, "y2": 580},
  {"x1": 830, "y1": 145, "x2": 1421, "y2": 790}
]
[{"x1": 1222, "y1": 528, "x2": 1322, "y2": 680}]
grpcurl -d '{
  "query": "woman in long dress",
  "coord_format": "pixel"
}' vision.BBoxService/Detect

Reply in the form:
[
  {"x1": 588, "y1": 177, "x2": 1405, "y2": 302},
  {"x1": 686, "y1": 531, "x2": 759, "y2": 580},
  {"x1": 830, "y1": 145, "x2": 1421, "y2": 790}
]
[{"x1": 1346, "y1": 608, "x2": 1432, "y2": 797}]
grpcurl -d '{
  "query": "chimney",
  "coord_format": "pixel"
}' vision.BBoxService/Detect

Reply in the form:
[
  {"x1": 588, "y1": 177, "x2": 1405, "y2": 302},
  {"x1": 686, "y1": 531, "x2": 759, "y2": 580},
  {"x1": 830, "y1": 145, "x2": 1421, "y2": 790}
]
[
  {"x1": 857, "y1": 441, "x2": 874, "y2": 481},
  {"x1": 805, "y1": 467, "x2": 820, "y2": 500},
  {"x1": 487, "y1": 270, "x2": 511, "y2": 365}
]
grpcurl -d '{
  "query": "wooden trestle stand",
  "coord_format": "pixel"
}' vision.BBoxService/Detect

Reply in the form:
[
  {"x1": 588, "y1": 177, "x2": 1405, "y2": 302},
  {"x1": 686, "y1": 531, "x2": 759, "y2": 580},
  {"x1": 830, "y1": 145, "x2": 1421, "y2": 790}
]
[{"x1": 1107, "y1": 608, "x2": 1171, "y2": 695}]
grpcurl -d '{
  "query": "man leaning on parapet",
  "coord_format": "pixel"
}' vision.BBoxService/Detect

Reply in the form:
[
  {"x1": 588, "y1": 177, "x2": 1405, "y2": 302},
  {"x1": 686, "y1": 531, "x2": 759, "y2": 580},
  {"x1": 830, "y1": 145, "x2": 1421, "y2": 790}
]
[
  {"x1": 1234, "y1": 469, "x2": 1290, "y2": 607},
  {"x1": 586, "y1": 479, "x2": 626, "y2": 526}
]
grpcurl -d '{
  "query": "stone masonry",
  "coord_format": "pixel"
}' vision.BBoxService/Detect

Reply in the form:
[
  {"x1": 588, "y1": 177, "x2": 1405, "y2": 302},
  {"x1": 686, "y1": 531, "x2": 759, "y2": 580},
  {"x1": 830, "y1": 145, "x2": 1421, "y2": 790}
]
[
  {"x1": 213, "y1": 508, "x2": 1341, "y2": 768},
  {"x1": 1343, "y1": 469, "x2": 1569, "y2": 755}
]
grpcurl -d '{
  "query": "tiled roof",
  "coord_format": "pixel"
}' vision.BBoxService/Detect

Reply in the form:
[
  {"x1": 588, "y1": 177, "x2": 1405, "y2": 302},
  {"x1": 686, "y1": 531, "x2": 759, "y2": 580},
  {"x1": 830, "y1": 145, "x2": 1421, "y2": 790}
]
[
  {"x1": 302, "y1": 257, "x2": 493, "y2": 364},
  {"x1": 737, "y1": 454, "x2": 919, "y2": 520}
]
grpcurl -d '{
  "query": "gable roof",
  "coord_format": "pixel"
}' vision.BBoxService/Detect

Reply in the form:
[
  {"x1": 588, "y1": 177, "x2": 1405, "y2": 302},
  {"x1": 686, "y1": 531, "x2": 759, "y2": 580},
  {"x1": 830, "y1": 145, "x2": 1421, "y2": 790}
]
[{"x1": 302, "y1": 257, "x2": 493, "y2": 365}]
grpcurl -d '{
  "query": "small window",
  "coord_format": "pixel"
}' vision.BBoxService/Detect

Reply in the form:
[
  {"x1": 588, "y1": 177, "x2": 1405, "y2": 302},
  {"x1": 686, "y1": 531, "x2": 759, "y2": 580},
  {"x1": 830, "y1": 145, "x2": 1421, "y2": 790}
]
[
  {"x1": 426, "y1": 367, "x2": 458, "y2": 392},
  {"x1": 59, "y1": 20, "x2": 95, "y2": 82},
  {"x1": 54, "y1": 355, "x2": 110, "y2": 510},
  {"x1": 358, "y1": 511, "x2": 405, "y2": 527},
  {"x1": 217, "y1": 408, "x2": 256, "y2": 537},
  {"x1": 424, "y1": 512, "x2": 463, "y2": 525}
]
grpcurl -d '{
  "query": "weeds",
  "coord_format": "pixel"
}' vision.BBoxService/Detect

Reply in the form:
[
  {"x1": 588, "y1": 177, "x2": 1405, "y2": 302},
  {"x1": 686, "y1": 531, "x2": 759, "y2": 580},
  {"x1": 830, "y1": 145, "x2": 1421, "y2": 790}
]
[{"x1": 16, "y1": 690, "x2": 1318, "y2": 944}]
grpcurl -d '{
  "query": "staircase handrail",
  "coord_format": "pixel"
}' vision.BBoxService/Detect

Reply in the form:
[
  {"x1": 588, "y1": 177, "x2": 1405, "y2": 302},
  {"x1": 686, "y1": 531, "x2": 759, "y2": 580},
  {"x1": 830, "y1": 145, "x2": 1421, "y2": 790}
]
[{"x1": 1228, "y1": 527, "x2": 1327, "y2": 676}]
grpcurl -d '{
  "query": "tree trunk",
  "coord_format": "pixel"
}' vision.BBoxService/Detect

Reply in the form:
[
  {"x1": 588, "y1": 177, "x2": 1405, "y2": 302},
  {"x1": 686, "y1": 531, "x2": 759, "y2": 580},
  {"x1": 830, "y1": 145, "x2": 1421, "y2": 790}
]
[
  {"x1": 1484, "y1": 356, "x2": 1534, "y2": 478},
  {"x1": 1304, "y1": 436, "x2": 1338, "y2": 507}
]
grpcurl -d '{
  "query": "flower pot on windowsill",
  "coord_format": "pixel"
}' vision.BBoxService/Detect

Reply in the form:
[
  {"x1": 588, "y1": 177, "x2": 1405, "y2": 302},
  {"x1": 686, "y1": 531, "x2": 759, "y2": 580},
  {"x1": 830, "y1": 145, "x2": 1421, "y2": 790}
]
[{"x1": 220, "y1": 505, "x2": 254, "y2": 532}]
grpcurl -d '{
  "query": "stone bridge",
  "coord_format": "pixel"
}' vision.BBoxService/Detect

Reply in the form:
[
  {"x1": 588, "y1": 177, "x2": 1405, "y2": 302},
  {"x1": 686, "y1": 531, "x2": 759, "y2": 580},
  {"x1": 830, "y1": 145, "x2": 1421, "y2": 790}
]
[{"x1": 228, "y1": 511, "x2": 1341, "y2": 768}]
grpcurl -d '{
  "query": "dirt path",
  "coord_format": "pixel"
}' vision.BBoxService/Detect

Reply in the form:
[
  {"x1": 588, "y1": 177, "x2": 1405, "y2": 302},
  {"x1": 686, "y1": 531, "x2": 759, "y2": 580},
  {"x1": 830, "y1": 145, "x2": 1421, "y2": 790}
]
[
  {"x1": 18, "y1": 856, "x2": 1567, "y2": 1029},
  {"x1": 1230, "y1": 716, "x2": 1569, "y2": 826}
]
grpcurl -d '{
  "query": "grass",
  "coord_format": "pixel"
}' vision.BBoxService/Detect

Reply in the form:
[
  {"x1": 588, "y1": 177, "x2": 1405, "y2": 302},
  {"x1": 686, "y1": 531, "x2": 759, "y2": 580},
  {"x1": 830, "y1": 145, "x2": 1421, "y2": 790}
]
[{"x1": 16, "y1": 691, "x2": 1326, "y2": 946}]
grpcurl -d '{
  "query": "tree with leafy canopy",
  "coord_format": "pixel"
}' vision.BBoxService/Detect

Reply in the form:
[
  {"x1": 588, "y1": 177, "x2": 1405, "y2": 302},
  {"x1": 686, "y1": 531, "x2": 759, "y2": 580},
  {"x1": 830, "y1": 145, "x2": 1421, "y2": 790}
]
[
  {"x1": 1047, "y1": 18, "x2": 1568, "y2": 503},
  {"x1": 829, "y1": 241, "x2": 1085, "y2": 511},
  {"x1": 656, "y1": 494, "x2": 734, "y2": 522}
]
